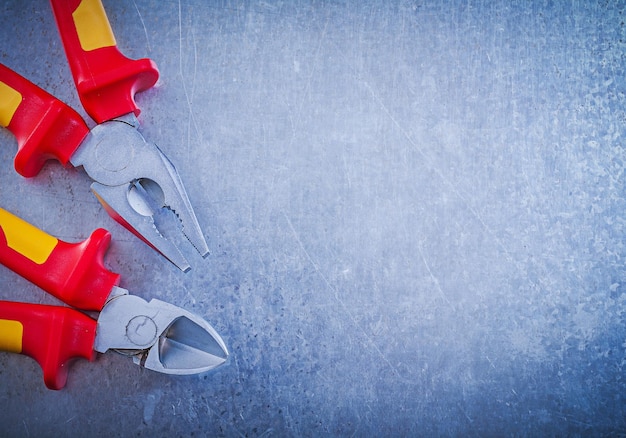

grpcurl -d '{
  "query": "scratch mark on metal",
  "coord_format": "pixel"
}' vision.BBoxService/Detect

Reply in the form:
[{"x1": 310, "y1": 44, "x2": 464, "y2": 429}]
[
  {"x1": 188, "y1": 28, "x2": 199, "y2": 159},
  {"x1": 178, "y1": 0, "x2": 202, "y2": 154},
  {"x1": 417, "y1": 241, "x2": 451, "y2": 306},
  {"x1": 132, "y1": 0, "x2": 151, "y2": 52}
]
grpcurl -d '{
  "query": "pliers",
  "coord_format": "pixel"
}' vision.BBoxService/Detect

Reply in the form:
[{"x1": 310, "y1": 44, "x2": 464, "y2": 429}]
[
  {"x1": 0, "y1": 0, "x2": 207, "y2": 272},
  {"x1": 0, "y1": 207, "x2": 228, "y2": 390}
]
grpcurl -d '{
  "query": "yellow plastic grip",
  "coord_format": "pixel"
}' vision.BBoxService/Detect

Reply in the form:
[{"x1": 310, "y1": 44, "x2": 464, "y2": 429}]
[
  {"x1": 0, "y1": 208, "x2": 58, "y2": 264},
  {"x1": 72, "y1": 0, "x2": 117, "y2": 51},
  {"x1": 0, "y1": 81, "x2": 22, "y2": 127},
  {"x1": 0, "y1": 319, "x2": 23, "y2": 353}
]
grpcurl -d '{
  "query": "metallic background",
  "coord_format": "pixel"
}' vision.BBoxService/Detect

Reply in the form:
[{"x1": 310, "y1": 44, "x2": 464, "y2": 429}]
[{"x1": 1, "y1": 0, "x2": 625, "y2": 435}]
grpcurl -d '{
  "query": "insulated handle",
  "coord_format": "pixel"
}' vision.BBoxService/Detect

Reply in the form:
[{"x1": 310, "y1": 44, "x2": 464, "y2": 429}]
[
  {"x1": 0, "y1": 208, "x2": 120, "y2": 311},
  {"x1": 0, "y1": 302, "x2": 97, "y2": 390},
  {"x1": 50, "y1": 0, "x2": 159, "y2": 123},
  {"x1": 0, "y1": 64, "x2": 89, "y2": 177}
]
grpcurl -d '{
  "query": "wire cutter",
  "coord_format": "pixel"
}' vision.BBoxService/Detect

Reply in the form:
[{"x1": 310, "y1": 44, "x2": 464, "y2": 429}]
[
  {"x1": 0, "y1": 207, "x2": 228, "y2": 390},
  {"x1": 0, "y1": 0, "x2": 207, "y2": 272}
]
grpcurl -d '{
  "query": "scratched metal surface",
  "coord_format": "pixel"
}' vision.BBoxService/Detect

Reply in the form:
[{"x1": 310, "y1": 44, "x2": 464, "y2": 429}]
[{"x1": 1, "y1": 0, "x2": 625, "y2": 436}]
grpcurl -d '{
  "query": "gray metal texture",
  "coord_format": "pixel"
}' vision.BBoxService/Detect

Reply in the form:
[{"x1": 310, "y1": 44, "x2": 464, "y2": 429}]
[{"x1": 0, "y1": 0, "x2": 625, "y2": 436}]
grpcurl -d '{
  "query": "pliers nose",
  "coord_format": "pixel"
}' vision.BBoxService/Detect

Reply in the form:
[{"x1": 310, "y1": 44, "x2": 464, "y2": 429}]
[{"x1": 70, "y1": 114, "x2": 209, "y2": 272}]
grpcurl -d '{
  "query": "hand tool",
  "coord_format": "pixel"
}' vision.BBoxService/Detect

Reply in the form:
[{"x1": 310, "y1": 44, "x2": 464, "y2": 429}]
[
  {"x1": 0, "y1": 207, "x2": 228, "y2": 390},
  {"x1": 0, "y1": 0, "x2": 208, "y2": 272}
]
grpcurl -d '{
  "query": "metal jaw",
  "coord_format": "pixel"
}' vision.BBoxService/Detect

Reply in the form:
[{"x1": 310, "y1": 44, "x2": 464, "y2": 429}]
[
  {"x1": 94, "y1": 287, "x2": 228, "y2": 375},
  {"x1": 70, "y1": 114, "x2": 209, "y2": 272}
]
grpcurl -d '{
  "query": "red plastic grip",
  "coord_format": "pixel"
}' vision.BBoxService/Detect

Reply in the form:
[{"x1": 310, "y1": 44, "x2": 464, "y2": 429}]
[
  {"x1": 0, "y1": 64, "x2": 90, "y2": 177},
  {"x1": 50, "y1": 0, "x2": 159, "y2": 123},
  {"x1": 0, "y1": 301, "x2": 97, "y2": 390},
  {"x1": 0, "y1": 210, "x2": 120, "y2": 311}
]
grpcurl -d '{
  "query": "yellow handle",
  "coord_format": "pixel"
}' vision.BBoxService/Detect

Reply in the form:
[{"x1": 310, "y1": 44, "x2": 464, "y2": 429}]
[
  {"x1": 0, "y1": 81, "x2": 22, "y2": 127},
  {"x1": 72, "y1": 0, "x2": 117, "y2": 51},
  {"x1": 0, "y1": 319, "x2": 23, "y2": 353},
  {"x1": 0, "y1": 208, "x2": 58, "y2": 264}
]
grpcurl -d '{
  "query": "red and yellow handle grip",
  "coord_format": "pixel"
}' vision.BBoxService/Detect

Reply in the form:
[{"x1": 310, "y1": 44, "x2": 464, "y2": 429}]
[
  {"x1": 50, "y1": 0, "x2": 159, "y2": 123},
  {"x1": 0, "y1": 302, "x2": 97, "y2": 390},
  {"x1": 0, "y1": 208, "x2": 120, "y2": 311},
  {"x1": 0, "y1": 64, "x2": 90, "y2": 177}
]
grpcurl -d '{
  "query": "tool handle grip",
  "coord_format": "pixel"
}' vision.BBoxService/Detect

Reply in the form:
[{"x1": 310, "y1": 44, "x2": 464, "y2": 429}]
[
  {"x1": 0, "y1": 208, "x2": 120, "y2": 311},
  {"x1": 0, "y1": 302, "x2": 97, "y2": 390},
  {"x1": 0, "y1": 64, "x2": 89, "y2": 177},
  {"x1": 50, "y1": 0, "x2": 159, "y2": 123}
]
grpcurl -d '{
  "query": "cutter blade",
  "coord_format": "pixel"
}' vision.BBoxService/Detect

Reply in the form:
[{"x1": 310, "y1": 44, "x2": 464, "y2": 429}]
[{"x1": 95, "y1": 293, "x2": 228, "y2": 375}]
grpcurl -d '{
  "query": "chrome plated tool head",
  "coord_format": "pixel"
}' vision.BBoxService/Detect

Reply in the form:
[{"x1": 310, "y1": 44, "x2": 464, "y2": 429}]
[
  {"x1": 70, "y1": 114, "x2": 209, "y2": 272},
  {"x1": 94, "y1": 288, "x2": 228, "y2": 375}
]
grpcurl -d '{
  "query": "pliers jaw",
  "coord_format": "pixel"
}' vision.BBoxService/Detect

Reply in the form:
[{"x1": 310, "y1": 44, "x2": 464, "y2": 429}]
[
  {"x1": 94, "y1": 288, "x2": 229, "y2": 375},
  {"x1": 70, "y1": 114, "x2": 209, "y2": 272}
]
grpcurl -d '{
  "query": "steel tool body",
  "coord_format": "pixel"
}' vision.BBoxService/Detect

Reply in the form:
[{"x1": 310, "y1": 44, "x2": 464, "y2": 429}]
[
  {"x1": 0, "y1": 207, "x2": 228, "y2": 390},
  {"x1": 0, "y1": 0, "x2": 208, "y2": 271}
]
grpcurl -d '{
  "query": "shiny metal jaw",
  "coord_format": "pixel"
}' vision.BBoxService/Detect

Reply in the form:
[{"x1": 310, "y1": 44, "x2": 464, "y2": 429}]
[
  {"x1": 91, "y1": 182, "x2": 193, "y2": 272},
  {"x1": 94, "y1": 291, "x2": 228, "y2": 375},
  {"x1": 70, "y1": 113, "x2": 209, "y2": 271}
]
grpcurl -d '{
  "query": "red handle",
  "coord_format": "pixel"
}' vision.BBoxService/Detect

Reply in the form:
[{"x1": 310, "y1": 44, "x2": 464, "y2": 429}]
[
  {"x1": 0, "y1": 64, "x2": 89, "y2": 177},
  {"x1": 0, "y1": 301, "x2": 97, "y2": 390},
  {"x1": 50, "y1": 0, "x2": 159, "y2": 123},
  {"x1": 0, "y1": 208, "x2": 120, "y2": 311}
]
